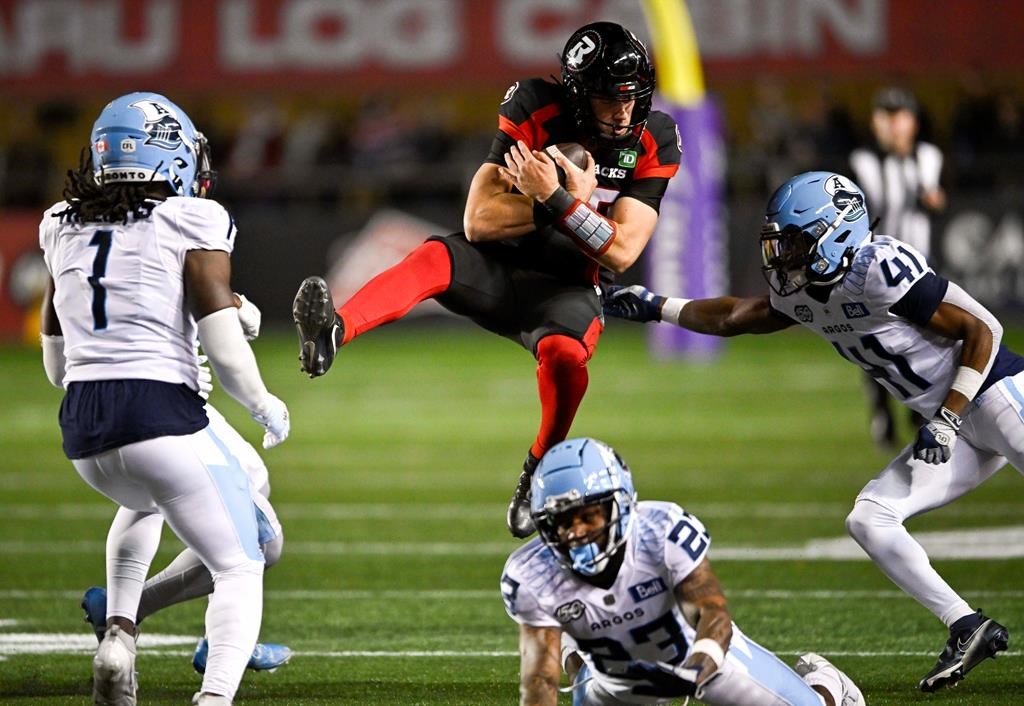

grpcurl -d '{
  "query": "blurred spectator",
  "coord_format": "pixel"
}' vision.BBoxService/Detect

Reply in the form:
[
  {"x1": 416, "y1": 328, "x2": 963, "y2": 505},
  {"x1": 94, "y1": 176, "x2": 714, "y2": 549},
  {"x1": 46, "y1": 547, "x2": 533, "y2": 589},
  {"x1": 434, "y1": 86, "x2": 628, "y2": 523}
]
[{"x1": 849, "y1": 87, "x2": 946, "y2": 449}]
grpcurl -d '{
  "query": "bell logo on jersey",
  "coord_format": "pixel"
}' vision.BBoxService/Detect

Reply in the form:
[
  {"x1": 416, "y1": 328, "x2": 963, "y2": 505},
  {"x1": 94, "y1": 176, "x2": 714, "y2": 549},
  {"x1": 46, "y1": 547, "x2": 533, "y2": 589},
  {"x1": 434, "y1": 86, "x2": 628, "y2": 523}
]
[
  {"x1": 555, "y1": 599, "x2": 586, "y2": 623},
  {"x1": 628, "y1": 577, "x2": 667, "y2": 603},
  {"x1": 843, "y1": 303, "x2": 870, "y2": 319}
]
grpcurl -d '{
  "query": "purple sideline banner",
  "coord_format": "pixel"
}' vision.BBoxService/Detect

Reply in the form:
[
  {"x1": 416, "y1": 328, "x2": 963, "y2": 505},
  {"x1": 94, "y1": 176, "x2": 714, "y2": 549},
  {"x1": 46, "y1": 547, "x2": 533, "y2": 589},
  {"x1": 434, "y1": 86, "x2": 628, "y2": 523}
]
[{"x1": 646, "y1": 97, "x2": 727, "y2": 359}]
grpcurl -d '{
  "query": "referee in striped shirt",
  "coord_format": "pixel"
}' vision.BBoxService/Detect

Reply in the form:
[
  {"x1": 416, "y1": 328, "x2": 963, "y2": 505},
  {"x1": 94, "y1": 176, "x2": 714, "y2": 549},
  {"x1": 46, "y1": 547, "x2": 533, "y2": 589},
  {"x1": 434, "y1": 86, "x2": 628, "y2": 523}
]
[{"x1": 850, "y1": 87, "x2": 947, "y2": 448}]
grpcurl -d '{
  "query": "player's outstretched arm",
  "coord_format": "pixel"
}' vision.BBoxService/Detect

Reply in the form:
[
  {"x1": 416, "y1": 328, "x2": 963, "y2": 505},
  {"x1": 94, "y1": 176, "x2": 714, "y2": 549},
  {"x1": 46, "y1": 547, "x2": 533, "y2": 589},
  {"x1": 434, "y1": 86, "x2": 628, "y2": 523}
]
[
  {"x1": 518, "y1": 624, "x2": 561, "y2": 706},
  {"x1": 913, "y1": 282, "x2": 1002, "y2": 464},
  {"x1": 605, "y1": 285, "x2": 794, "y2": 337},
  {"x1": 675, "y1": 558, "x2": 732, "y2": 686},
  {"x1": 186, "y1": 249, "x2": 289, "y2": 449}
]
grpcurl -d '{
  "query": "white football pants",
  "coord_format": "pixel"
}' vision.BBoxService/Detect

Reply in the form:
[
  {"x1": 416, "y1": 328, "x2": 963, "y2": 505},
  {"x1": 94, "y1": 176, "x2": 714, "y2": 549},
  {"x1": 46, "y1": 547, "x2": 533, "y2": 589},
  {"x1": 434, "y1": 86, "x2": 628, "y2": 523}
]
[
  {"x1": 847, "y1": 370, "x2": 1024, "y2": 626},
  {"x1": 73, "y1": 419, "x2": 265, "y2": 700},
  {"x1": 570, "y1": 629, "x2": 829, "y2": 706}
]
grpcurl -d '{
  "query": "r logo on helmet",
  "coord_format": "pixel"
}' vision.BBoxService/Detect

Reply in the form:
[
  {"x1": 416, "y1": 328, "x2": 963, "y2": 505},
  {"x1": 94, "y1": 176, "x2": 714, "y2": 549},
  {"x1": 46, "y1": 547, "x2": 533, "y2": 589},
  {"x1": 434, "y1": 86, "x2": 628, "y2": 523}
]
[
  {"x1": 565, "y1": 31, "x2": 601, "y2": 71},
  {"x1": 824, "y1": 174, "x2": 866, "y2": 222}
]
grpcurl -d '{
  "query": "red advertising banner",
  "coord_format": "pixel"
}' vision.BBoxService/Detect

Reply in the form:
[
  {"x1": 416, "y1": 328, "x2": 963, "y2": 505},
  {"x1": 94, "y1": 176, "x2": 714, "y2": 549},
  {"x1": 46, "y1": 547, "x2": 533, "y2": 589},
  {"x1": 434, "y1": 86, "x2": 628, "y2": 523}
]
[{"x1": 1, "y1": 0, "x2": 1022, "y2": 97}]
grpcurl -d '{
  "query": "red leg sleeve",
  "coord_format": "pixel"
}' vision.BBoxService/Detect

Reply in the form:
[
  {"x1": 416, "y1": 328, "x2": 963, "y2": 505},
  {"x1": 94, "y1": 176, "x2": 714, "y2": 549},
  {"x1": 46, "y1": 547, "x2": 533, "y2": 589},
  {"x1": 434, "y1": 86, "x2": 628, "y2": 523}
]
[
  {"x1": 530, "y1": 332, "x2": 596, "y2": 460},
  {"x1": 337, "y1": 240, "x2": 451, "y2": 344}
]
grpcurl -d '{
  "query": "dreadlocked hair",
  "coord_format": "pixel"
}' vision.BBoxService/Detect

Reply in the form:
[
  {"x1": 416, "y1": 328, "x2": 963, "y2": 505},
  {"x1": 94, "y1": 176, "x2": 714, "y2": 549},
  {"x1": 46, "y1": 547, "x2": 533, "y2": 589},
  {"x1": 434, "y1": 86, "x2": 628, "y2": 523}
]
[{"x1": 56, "y1": 148, "x2": 169, "y2": 225}]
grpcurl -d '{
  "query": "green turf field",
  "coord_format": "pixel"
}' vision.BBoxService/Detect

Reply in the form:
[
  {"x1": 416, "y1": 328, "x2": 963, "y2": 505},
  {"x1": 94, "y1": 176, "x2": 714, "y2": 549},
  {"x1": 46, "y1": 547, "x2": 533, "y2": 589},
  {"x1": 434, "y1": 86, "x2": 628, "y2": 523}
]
[{"x1": 1, "y1": 323, "x2": 1021, "y2": 705}]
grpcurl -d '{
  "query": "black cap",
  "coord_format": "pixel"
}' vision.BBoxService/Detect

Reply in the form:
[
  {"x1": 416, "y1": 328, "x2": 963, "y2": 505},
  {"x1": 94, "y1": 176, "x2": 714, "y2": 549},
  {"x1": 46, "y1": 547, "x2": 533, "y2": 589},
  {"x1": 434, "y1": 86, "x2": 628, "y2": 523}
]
[{"x1": 873, "y1": 87, "x2": 918, "y2": 114}]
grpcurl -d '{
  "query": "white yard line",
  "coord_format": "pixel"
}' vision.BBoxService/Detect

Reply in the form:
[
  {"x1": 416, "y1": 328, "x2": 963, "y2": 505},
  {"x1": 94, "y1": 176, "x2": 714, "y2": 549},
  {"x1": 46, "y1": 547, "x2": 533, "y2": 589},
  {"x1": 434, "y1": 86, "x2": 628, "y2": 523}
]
[
  {"x1": 3, "y1": 501, "x2": 1023, "y2": 521},
  {"x1": 4, "y1": 524, "x2": 1024, "y2": 559},
  {"x1": 3, "y1": 588, "x2": 1024, "y2": 601}
]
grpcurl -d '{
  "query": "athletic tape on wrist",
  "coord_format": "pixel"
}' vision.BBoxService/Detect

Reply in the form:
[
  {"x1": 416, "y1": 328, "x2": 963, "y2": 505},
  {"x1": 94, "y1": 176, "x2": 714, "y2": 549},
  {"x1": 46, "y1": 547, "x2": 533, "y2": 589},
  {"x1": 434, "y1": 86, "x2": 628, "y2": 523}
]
[
  {"x1": 689, "y1": 638, "x2": 725, "y2": 669},
  {"x1": 950, "y1": 365, "x2": 984, "y2": 402},
  {"x1": 542, "y1": 186, "x2": 616, "y2": 255},
  {"x1": 660, "y1": 297, "x2": 691, "y2": 324}
]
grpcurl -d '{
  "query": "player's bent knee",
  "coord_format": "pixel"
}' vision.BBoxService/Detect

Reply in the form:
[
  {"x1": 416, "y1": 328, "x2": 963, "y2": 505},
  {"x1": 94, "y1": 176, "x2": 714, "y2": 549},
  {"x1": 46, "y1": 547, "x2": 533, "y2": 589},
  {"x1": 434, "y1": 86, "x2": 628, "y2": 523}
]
[
  {"x1": 536, "y1": 335, "x2": 589, "y2": 368},
  {"x1": 262, "y1": 534, "x2": 283, "y2": 569},
  {"x1": 846, "y1": 499, "x2": 901, "y2": 548}
]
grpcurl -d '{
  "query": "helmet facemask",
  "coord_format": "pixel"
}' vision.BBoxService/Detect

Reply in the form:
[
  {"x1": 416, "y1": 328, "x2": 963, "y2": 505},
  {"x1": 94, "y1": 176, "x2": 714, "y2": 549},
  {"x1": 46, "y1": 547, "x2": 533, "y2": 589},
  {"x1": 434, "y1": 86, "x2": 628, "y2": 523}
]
[
  {"x1": 761, "y1": 202, "x2": 858, "y2": 296},
  {"x1": 534, "y1": 488, "x2": 633, "y2": 577}
]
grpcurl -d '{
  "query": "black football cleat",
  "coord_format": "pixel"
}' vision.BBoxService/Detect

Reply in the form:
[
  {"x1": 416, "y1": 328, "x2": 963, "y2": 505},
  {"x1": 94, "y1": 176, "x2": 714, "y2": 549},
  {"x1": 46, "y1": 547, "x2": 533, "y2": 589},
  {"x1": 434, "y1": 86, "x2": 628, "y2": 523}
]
[
  {"x1": 506, "y1": 452, "x2": 541, "y2": 539},
  {"x1": 292, "y1": 276, "x2": 345, "y2": 378},
  {"x1": 918, "y1": 613, "x2": 1009, "y2": 692}
]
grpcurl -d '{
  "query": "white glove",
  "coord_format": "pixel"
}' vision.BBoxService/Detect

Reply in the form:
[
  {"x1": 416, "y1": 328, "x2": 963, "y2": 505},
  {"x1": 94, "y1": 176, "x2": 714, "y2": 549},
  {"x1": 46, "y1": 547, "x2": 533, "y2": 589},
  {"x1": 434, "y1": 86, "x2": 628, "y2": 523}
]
[
  {"x1": 196, "y1": 354, "x2": 213, "y2": 400},
  {"x1": 252, "y1": 394, "x2": 290, "y2": 449},
  {"x1": 236, "y1": 293, "x2": 262, "y2": 341}
]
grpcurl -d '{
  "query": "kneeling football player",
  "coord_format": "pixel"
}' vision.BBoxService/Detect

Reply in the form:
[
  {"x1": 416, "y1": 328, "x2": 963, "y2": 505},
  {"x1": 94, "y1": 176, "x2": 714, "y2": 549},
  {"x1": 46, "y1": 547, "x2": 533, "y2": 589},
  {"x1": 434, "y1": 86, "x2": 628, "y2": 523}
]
[{"x1": 502, "y1": 438, "x2": 864, "y2": 706}]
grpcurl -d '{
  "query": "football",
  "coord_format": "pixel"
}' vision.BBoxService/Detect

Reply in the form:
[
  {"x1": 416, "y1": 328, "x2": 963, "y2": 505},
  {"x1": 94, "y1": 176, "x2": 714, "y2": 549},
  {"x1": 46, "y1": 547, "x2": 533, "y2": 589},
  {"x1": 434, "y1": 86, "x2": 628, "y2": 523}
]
[{"x1": 547, "y1": 142, "x2": 588, "y2": 185}]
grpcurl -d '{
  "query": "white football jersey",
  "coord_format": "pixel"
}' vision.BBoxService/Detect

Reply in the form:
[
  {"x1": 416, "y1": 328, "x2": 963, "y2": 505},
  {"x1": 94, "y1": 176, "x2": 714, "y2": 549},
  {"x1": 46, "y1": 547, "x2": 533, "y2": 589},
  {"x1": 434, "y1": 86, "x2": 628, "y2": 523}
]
[
  {"x1": 39, "y1": 197, "x2": 235, "y2": 388},
  {"x1": 769, "y1": 235, "x2": 956, "y2": 416},
  {"x1": 502, "y1": 501, "x2": 720, "y2": 704}
]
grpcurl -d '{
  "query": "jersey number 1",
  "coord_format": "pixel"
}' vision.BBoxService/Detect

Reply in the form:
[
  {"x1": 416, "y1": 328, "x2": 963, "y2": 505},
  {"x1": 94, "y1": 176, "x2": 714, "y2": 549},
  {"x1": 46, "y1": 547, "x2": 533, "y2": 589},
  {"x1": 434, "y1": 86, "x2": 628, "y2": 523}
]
[{"x1": 88, "y1": 230, "x2": 113, "y2": 330}]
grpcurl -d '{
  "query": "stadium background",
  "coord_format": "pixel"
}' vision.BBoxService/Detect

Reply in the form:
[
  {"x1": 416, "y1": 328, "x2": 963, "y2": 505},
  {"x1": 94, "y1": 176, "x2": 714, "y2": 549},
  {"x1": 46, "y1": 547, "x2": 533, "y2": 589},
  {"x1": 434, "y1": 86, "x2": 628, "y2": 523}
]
[{"x1": 2, "y1": 1, "x2": 1023, "y2": 704}]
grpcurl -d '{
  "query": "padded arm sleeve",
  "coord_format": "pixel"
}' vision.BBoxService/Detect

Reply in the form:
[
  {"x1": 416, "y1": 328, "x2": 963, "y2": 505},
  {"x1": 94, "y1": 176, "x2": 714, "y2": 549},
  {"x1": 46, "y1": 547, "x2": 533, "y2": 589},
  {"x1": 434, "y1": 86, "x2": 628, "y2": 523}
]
[
  {"x1": 41, "y1": 334, "x2": 65, "y2": 388},
  {"x1": 196, "y1": 307, "x2": 272, "y2": 415}
]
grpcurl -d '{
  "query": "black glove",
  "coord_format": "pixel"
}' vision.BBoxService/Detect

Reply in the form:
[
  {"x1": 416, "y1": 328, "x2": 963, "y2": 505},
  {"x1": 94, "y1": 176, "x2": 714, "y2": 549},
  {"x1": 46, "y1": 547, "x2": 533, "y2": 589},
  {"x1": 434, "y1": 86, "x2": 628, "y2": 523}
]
[{"x1": 603, "y1": 284, "x2": 666, "y2": 322}]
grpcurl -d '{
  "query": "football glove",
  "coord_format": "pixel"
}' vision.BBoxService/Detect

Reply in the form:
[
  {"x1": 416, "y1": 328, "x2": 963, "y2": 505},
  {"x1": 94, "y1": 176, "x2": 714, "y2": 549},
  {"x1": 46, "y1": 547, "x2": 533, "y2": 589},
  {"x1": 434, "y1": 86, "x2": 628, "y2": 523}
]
[
  {"x1": 629, "y1": 661, "x2": 702, "y2": 698},
  {"x1": 913, "y1": 406, "x2": 962, "y2": 464},
  {"x1": 236, "y1": 293, "x2": 262, "y2": 341},
  {"x1": 196, "y1": 354, "x2": 213, "y2": 400},
  {"x1": 252, "y1": 394, "x2": 290, "y2": 449},
  {"x1": 603, "y1": 284, "x2": 666, "y2": 322}
]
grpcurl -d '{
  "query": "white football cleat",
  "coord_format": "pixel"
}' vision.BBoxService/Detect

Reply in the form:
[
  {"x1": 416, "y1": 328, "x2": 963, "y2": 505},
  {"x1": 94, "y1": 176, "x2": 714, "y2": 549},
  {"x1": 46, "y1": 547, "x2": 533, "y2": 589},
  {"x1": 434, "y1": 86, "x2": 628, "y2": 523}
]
[
  {"x1": 92, "y1": 625, "x2": 137, "y2": 706},
  {"x1": 795, "y1": 652, "x2": 865, "y2": 706}
]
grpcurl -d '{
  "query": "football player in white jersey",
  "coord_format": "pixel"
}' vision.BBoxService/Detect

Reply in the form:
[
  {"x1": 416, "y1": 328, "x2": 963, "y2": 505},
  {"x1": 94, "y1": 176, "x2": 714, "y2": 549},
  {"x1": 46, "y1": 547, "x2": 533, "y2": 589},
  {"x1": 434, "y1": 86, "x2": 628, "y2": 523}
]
[
  {"x1": 39, "y1": 92, "x2": 290, "y2": 706},
  {"x1": 79, "y1": 316, "x2": 292, "y2": 675},
  {"x1": 502, "y1": 437, "x2": 864, "y2": 706},
  {"x1": 603, "y1": 171, "x2": 1016, "y2": 692}
]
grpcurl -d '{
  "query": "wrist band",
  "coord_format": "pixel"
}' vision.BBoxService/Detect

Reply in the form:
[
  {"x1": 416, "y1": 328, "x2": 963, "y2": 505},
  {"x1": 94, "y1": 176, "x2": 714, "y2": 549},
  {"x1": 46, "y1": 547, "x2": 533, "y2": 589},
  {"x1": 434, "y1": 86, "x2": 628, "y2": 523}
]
[
  {"x1": 541, "y1": 186, "x2": 617, "y2": 255},
  {"x1": 689, "y1": 638, "x2": 725, "y2": 669},
  {"x1": 950, "y1": 365, "x2": 984, "y2": 402},
  {"x1": 660, "y1": 297, "x2": 691, "y2": 324}
]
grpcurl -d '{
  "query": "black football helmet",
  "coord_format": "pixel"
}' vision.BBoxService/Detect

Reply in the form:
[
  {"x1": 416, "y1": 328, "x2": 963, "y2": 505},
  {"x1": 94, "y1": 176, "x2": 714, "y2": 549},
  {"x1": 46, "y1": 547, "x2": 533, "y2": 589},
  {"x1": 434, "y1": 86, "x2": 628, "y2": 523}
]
[{"x1": 560, "y1": 22, "x2": 655, "y2": 146}]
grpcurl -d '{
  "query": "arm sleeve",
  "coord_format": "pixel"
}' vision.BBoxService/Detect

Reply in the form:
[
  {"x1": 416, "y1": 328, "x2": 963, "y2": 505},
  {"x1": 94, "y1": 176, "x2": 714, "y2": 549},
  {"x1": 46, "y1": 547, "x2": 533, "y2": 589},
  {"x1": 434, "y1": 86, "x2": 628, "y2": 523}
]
[
  {"x1": 890, "y1": 272, "x2": 949, "y2": 327},
  {"x1": 196, "y1": 307, "x2": 272, "y2": 415},
  {"x1": 940, "y1": 280, "x2": 1003, "y2": 384}
]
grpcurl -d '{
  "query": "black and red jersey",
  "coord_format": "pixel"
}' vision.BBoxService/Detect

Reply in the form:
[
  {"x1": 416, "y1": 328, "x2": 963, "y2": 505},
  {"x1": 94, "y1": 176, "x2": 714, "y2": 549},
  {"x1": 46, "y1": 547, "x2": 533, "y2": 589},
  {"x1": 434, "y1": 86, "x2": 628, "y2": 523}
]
[{"x1": 483, "y1": 78, "x2": 681, "y2": 283}]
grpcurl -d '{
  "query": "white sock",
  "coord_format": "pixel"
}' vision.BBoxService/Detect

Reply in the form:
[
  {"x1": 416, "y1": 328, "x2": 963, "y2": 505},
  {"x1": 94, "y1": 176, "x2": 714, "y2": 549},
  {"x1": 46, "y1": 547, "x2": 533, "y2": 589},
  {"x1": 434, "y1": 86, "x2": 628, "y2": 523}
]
[
  {"x1": 200, "y1": 560, "x2": 264, "y2": 700},
  {"x1": 138, "y1": 548, "x2": 214, "y2": 623},
  {"x1": 105, "y1": 510, "x2": 163, "y2": 623},
  {"x1": 846, "y1": 500, "x2": 973, "y2": 627}
]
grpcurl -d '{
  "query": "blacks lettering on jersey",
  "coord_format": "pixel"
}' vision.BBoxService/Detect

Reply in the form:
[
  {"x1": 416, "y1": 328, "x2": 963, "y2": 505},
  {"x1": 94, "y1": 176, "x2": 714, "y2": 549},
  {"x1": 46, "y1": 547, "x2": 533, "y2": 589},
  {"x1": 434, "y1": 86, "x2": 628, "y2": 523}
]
[{"x1": 484, "y1": 78, "x2": 681, "y2": 284}]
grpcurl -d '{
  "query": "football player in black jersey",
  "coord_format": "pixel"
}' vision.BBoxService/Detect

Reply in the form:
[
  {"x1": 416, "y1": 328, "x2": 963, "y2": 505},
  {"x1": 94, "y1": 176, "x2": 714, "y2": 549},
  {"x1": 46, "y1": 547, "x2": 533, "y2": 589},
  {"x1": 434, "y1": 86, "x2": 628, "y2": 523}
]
[{"x1": 293, "y1": 22, "x2": 681, "y2": 538}]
